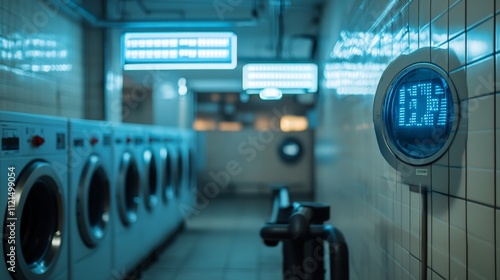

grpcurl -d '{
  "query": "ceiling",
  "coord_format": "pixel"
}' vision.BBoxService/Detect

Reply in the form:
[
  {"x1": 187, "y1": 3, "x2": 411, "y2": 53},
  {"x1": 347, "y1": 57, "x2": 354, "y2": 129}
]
[
  {"x1": 111, "y1": 0, "x2": 325, "y2": 59},
  {"x1": 75, "y1": 0, "x2": 327, "y2": 92}
]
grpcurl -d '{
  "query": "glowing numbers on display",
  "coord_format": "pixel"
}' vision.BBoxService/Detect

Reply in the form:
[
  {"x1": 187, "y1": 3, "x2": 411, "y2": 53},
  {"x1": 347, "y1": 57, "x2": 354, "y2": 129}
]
[{"x1": 384, "y1": 67, "x2": 455, "y2": 160}]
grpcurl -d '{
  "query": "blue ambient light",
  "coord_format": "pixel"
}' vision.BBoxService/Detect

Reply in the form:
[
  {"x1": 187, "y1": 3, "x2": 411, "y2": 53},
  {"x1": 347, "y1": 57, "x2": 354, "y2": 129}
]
[
  {"x1": 122, "y1": 32, "x2": 237, "y2": 70},
  {"x1": 242, "y1": 63, "x2": 318, "y2": 94}
]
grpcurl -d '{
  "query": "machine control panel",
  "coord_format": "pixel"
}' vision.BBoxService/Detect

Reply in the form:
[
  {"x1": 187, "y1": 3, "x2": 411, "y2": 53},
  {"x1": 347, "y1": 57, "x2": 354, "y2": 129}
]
[
  {"x1": 1, "y1": 128, "x2": 19, "y2": 151},
  {"x1": 1, "y1": 124, "x2": 67, "y2": 154}
]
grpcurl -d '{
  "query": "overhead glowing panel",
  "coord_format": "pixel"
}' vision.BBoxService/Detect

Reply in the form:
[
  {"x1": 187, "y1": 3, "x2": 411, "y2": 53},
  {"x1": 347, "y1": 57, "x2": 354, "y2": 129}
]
[
  {"x1": 242, "y1": 63, "x2": 318, "y2": 94},
  {"x1": 123, "y1": 32, "x2": 237, "y2": 70}
]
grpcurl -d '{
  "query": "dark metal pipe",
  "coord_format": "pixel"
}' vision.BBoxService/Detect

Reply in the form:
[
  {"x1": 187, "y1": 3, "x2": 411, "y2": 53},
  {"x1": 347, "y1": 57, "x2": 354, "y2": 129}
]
[
  {"x1": 268, "y1": 187, "x2": 290, "y2": 224},
  {"x1": 310, "y1": 225, "x2": 349, "y2": 280},
  {"x1": 288, "y1": 206, "x2": 313, "y2": 240},
  {"x1": 421, "y1": 188, "x2": 428, "y2": 280},
  {"x1": 409, "y1": 185, "x2": 428, "y2": 280}
]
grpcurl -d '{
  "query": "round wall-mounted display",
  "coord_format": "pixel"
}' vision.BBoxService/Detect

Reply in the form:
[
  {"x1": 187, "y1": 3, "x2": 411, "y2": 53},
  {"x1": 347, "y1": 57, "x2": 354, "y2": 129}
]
[
  {"x1": 278, "y1": 137, "x2": 303, "y2": 164},
  {"x1": 379, "y1": 63, "x2": 459, "y2": 165}
]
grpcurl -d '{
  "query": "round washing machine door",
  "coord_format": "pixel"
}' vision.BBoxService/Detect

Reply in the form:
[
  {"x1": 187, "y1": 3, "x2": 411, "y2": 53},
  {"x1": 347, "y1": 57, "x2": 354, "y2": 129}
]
[
  {"x1": 175, "y1": 147, "x2": 184, "y2": 198},
  {"x1": 143, "y1": 149, "x2": 159, "y2": 211},
  {"x1": 187, "y1": 148, "x2": 193, "y2": 190},
  {"x1": 77, "y1": 155, "x2": 110, "y2": 247},
  {"x1": 278, "y1": 137, "x2": 303, "y2": 164},
  {"x1": 4, "y1": 161, "x2": 64, "y2": 279},
  {"x1": 117, "y1": 151, "x2": 140, "y2": 226},
  {"x1": 160, "y1": 147, "x2": 173, "y2": 204}
]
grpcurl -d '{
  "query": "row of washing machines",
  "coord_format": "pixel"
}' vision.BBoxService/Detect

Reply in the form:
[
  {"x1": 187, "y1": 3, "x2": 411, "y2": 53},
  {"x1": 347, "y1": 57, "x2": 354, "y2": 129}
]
[{"x1": 0, "y1": 111, "x2": 196, "y2": 280}]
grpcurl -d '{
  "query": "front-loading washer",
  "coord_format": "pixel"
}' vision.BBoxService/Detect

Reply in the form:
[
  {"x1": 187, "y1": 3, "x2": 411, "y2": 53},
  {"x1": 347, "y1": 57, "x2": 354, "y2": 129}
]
[
  {"x1": 174, "y1": 132, "x2": 186, "y2": 204},
  {"x1": 111, "y1": 123, "x2": 145, "y2": 276},
  {"x1": 185, "y1": 130, "x2": 197, "y2": 194},
  {"x1": 178, "y1": 129, "x2": 198, "y2": 224},
  {"x1": 0, "y1": 111, "x2": 69, "y2": 280},
  {"x1": 153, "y1": 126, "x2": 179, "y2": 241},
  {"x1": 139, "y1": 125, "x2": 163, "y2": 255},
  {"x1": 158, "y1": 127, "x2": 176, "y2": 212},
  {"x1": 177, "y1": 130, "x2": 195, "y2": 210},
  {"x1": 68, "y1": 119, "x2": 113, "y2": 280}
]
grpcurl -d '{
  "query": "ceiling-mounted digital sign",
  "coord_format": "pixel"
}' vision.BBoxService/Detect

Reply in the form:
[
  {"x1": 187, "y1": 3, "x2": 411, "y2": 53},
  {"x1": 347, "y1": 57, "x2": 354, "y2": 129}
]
[
  {"x1": 122, "y1": 32, "x2": 237, "y2": 70},
  {"x1": 242, "y1": 63, "x2": 318, "y2": 94}
]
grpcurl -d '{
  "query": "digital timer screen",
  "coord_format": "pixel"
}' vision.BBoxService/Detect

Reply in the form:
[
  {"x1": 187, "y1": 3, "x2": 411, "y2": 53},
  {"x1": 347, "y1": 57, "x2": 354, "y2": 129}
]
[{"x1": 384, "y1": 68, "x2": 455, "y2": 159}]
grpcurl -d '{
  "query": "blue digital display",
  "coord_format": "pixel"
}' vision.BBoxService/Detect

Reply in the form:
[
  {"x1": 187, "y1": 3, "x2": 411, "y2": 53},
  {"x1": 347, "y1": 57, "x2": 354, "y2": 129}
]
[
  {"x1": 396, "y1": 80, "x2": 448, "y2": 127},
  {"x1": 384, "y1": 68, "x2": 455, "y2": 159}
]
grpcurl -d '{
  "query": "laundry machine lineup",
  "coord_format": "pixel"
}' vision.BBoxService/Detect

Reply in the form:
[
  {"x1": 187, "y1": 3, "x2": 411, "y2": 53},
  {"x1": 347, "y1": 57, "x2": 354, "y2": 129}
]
[
  {"x1": 110, "y1": 123, "x2": 195, "y2": 278},
  {"x1": 0, "y1": 111, "x2": 196, "y2": 280},
  {"x1": 177, "y1": 130, "x2": 197, "y2": 209}
]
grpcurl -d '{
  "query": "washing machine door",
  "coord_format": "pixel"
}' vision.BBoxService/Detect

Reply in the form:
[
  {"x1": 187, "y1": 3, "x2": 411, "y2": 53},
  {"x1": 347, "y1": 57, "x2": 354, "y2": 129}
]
[
  {"x1": 187, "y1": 148, "x2": 195, "y2": 190},
  {"x1": 160, "y1": 147, "x2": 173, "y2": 204},
  {"x1": 4, "y1": 161, "x2": 64, "y2": 279},
  {"x1": 143, "y1": 149, "x2": 159, "y2": 211},
  {"x1": 77, "y1": 154, "x2": 110, "y2": 247},
  {"x1": 117, "y1": 151, "x2": 140, "y2": 226},
  {"x1": 175, "y1": 147, "x2": 184, "y2": 197},
  {"x1": 278, "y1": 137, "x2": 303, "y2": 164}
]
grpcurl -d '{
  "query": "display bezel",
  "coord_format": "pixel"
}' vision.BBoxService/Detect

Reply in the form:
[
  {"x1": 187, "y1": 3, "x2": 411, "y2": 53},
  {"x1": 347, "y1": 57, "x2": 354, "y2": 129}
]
[{"x1": 381, "y1": 63, "x2": 459, "y2": 165}]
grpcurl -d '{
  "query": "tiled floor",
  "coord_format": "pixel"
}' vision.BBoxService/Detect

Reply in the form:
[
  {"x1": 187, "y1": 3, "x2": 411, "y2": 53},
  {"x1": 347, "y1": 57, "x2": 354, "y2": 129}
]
[{"x1": 141, "y1": 196, "x2": 283, "y2": 280}]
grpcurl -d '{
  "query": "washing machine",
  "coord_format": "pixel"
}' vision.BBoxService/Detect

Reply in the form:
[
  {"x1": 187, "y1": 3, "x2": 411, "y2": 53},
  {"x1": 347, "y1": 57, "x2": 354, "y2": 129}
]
[
  {"x1": 0, "y1": 111, "x2": 69, "y2": 280},
  {"x1": 149, "y1": 126, "x2": 178, "y2": 242},
  {"x1": 155, "y1": 130, "x2": 183, "y2": 230},
  {"x1": 176, "y1": 130, "x2": 197, "y2": 216},
  {"x1": 186, "y1": 130, "x2": 197, "y2": 194},
  {"x1": 68, "y1": 119, "x2": 113, "y2": 280},
  {"x1": 159, "y1": 127, "x2": 176, "y2": 210},
  {"x1": 140, "y1": 125, "x2": 164, "y2": 254},
  {"x1": 111, "y1": 123, "x2": 146, "y2": 276},
  {"x1": 174, "y1": 132, "x2": 187, "y2": 207}
]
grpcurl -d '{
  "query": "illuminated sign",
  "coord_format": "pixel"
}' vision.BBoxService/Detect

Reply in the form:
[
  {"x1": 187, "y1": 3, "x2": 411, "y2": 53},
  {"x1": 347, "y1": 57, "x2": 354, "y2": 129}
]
[
  {"x1": 122, "y1": 32, "x2": 237, "y2": 70},
  {"x1": 242, "y1": 63, "x2": 318, "y2": 94},
  {"x1": 394, "y1": 80, "x2": 448, "y2": 127},
  {"x1": 374, "y1": 47, "x2": 464, "y2": 190},
  {"x1": 384, "y1": 67, "x2": 455, "y2": 159},
  {"x1": 323, "y1": 62, "x2": 386, "y2": 95}
]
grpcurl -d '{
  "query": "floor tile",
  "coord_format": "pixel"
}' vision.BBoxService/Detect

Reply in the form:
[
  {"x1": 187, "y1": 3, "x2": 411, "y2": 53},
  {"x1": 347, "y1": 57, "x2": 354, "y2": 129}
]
[
  {"x1": 223, "y1": 268, "x2": 258, "y2": 280},
  {"x1": 141, "y1": 196, "x2": 282, "y2": 280}
]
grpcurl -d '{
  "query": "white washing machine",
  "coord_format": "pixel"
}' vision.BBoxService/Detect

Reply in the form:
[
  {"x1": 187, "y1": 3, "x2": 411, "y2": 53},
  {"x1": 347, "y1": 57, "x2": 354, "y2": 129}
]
[
  {"x1": 0, "y1": 111, "x2": 69, "y2": 280},
  {"x1": 68, "y1": 119, "x2": 113, "y2": 280},
  {"x1": 185, "y1": 130, "x2": 197, "y2": 194},
  {"x1": 111, "y1": 123, "x2": 145, "y2": 276},
  {"x1": 155, "y1": 127, "x2": 180, "y2": 241},
  {"x1": 174, "y1": 132, "x2": 186, "y2": 203},
  {"x1": 158, "y1": 127, "x2": 176, "y2": 211},
  {"x1": 177, "y1": 130, "x2": 195, "y2": 210},
  {"x1": 139, "y1": 125, "x2": 163, "y2": 255}
]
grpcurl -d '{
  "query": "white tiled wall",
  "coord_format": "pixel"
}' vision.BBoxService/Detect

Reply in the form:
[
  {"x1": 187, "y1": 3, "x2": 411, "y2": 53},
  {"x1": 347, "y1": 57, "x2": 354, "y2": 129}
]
[
  {"x1": 317, "y1": 0, "x2": 499, "y2": 279},
  {"x1": 0, "y1": 0, "x2": 84, "y2": 118}
]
